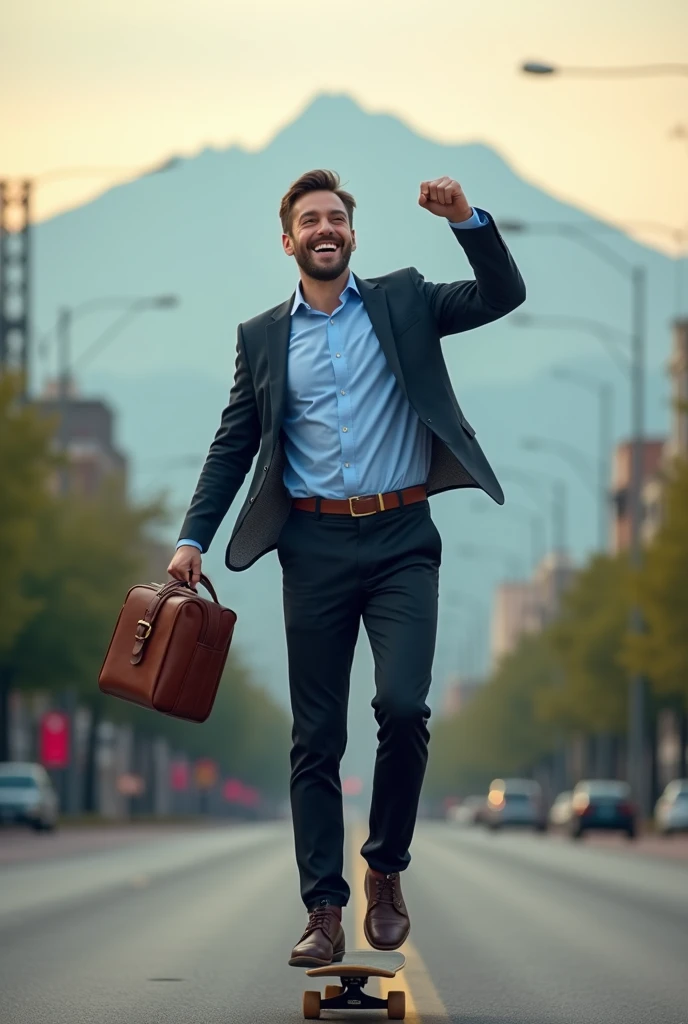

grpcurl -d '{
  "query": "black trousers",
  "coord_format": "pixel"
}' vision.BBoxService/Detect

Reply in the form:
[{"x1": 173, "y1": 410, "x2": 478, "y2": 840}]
[{"x1": 277, "y1": 499, "x2": 441, "y2": 910}]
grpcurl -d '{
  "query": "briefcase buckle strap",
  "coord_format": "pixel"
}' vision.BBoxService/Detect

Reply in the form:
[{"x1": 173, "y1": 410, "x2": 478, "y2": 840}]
[
  {"x1": 349, "y1": 493, "x2": 386, "y2": 517},
  {"x1": 136, "y1": 619, "x2": 152, "y2": 641}
]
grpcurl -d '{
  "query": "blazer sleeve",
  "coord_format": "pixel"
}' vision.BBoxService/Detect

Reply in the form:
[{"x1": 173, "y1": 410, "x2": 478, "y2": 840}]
[
  {"x1": 411, "y1": 210, "x2": 526, "y2": 338},
  {"x1": 176, "y1": 324, "x2": 261, "y2": 552}
]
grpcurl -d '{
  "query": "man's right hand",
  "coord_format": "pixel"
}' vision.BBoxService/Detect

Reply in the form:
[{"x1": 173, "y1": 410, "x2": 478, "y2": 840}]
[{"x1": 167, "y1": 545, "x2": 202, "y2": 588}]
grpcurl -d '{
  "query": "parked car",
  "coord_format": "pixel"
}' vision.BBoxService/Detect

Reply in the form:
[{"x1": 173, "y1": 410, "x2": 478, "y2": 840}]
[
  {"x1": 569, "y1": 780, "x2": 636, "y2": 840},
  {"x1": 447, "y1": 795, "x2": 487, "y2": 826},
  {"x1": 0, "y1": 762, "x2": 59, "y2": 831},
  {"x1": 654, "y1": 779, "x2": 688, "y2": 835},
  {"x1": 548, "y1": 790, "x2": 574, "y2": 829},
  {"x1": 484, "y1": 778, "x2": 547, "y2": 832}
]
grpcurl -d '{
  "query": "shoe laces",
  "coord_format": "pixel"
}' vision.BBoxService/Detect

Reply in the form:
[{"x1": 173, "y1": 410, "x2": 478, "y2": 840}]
[
  {"x1": 306, "y1": 905, "x2": 336, "y2": 938},
  {"x1": 373, "y1": 872, "x2": 402, "y2": 907}
]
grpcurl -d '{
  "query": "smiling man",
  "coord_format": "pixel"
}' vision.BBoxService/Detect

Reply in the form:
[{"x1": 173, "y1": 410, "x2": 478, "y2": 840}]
[{"x1": 167, "y1": 169, "x2": 525, "y2": 966}]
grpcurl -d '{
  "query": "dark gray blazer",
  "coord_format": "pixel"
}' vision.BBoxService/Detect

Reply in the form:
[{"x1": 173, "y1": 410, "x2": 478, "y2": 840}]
[{"x1": 178, "y1": 211, "x2": 525, "y2": 571}]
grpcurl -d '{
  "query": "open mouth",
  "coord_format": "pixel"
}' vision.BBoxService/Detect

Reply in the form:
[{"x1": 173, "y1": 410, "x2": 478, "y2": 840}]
[{"x1": 312, "y1": 242, "x2": 340, "y2": 255}]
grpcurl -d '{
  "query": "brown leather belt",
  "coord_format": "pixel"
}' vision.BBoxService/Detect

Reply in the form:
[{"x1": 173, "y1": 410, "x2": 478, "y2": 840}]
[{"x1": 292, "y1": 484, "x2": 427, "y2": 517}]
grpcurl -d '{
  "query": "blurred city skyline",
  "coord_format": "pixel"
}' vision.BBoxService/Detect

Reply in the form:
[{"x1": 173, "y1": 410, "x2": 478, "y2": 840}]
[{"x1": 2, "y1": 0, "x2": 687, "y2": 250}]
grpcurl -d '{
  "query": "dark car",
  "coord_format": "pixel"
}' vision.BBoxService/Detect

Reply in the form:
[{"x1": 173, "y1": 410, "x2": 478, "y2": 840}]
[{"x1": 569, "y1": 780, "x2": 636, "y2": 840}]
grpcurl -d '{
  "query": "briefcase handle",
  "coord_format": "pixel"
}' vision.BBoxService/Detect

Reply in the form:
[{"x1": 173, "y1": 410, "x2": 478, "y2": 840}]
[
  {"x1": 131, "y1": 573, "x2": 220, "y2": 665},
  {"x1": 187, "y1": 573, "x2": 219, "y2": 604}
]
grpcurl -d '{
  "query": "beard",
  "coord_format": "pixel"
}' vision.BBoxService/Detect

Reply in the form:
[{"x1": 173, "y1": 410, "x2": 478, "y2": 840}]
[{"x1": 293, "y1": 239, "x2": 353, "y2": 281}]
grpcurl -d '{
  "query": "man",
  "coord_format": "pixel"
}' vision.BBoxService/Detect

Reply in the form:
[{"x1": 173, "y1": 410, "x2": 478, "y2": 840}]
[{"x1": 167, "y1": 170, "x2": 525, "y2": 966}]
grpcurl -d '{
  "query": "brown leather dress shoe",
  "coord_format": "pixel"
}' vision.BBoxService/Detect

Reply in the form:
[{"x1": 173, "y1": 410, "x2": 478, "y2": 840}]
[
  {"x1": 288, "y1": 904, "x2": 346, "y2": 968},
  {"x1": 364, "y1": 868, "x2": 410, "y2": 950}
]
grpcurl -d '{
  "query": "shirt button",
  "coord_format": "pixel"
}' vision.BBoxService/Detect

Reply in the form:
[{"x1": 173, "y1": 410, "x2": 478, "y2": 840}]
[
  {"x1": 342, "y1": 427, "x2": 348, "y2": 433},
  {"x1": 344, "y1": 462, "x2": 350, "y2": 468},
  {"x1": 330, "y1": 319, "x2": 335, "y2": 324},
  {"x1": 335, "y1": 353, "x2": 341, "y2": 358},
  {"x1": 340, "y1": 390, "x2": 346, "y2": 396}
]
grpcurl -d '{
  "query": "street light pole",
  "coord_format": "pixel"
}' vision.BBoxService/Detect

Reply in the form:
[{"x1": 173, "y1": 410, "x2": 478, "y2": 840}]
[
  {"x1": 552, "y1": 367, "x2": 614, "y2": 552},
  {"x1": 49, "y1": 294, "x2": 179, "y2": 496}
]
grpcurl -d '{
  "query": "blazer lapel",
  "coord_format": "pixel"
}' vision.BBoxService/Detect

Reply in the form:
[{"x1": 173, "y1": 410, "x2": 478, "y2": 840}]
[
  {"x1": 266, "y1": 297, "x2": 293, "y2": 434},
  {"x1": 355, "y1": 276, "x2": 408, "y2": 399}
]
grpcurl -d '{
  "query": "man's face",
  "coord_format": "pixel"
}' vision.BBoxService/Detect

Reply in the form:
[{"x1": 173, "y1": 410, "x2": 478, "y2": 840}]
[{"x1": 283, "y1": 190, "x2": 356, "y2": 281}]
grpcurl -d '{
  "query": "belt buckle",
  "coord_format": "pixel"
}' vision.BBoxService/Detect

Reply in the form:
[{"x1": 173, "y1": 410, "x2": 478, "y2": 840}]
[{"x1": 348, "y1": 493, "x2": 385, "y2": 517}]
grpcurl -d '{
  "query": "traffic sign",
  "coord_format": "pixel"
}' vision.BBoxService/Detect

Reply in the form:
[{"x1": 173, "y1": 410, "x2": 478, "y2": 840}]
[{"x1": 39, "y1": 711, "x2": 70, "y2": 768}]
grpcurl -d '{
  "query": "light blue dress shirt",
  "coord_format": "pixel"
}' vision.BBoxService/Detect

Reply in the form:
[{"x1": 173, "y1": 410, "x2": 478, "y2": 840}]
[{"x1": 178, "y1": 209, "x2": 487, "y2": 552}]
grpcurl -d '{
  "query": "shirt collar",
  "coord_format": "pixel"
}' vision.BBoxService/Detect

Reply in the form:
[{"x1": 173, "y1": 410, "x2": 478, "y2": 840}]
[{"x1": 291, "y1": 272, "x2": 359, "y2": 315}]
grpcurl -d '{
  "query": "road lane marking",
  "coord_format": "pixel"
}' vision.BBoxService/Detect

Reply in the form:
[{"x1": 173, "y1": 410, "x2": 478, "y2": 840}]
[{"x1": 351, "y1": 823, "x2": 449, "y2": 1022}]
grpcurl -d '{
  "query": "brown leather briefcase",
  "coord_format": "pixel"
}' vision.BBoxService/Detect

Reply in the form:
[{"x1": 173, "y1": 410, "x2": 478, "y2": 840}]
[{"x1": 98, "y1": 574, "x2": 237, "y2": 723}]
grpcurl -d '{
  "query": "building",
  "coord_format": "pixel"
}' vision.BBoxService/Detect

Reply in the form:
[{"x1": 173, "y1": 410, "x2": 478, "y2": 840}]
[
  {"x1": 35, "y1": 379, "x2": 128, "y2": 498},
  {"x1": 610, "y1": 438, "x2": 664, "y2": 553},
  {"x1": 489, "y1": 551, "x2": 575, "y2": 666}
]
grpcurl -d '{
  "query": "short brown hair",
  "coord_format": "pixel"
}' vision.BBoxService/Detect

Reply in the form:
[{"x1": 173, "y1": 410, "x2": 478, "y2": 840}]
[{"x1": 279, "y1": 169, "x2": 356, "y2": 235}]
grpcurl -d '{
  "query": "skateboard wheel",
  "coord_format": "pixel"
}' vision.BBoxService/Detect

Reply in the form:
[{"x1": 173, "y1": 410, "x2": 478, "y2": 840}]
[
  {"x1": 324, "y1": 985, "x2": 343, "y2": 999},
  {"x1": 387, "y1": 990, "x2": 406, "y2": 1019},
  {"x1": 303, "y1": 990, "x2": 321, "y2": 1019}
]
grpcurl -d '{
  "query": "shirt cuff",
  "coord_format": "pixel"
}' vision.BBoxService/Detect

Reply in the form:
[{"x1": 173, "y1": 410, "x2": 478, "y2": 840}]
[
  {"x1": 177, "y1": 538, "x2": 203, "y2": 552},
  {"x1": 448, "y1": 208, "x2": 488, "y2": 229}
]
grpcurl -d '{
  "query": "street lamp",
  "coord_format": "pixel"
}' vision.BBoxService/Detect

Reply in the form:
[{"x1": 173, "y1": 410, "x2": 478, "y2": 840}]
[
  {"x1": 521, "y1": 60, "x2": 688, "y2": 77},
  {"x1": 44, "y1": 294, "x2": 180, "y2": 493},
  {"x1": 0, "y1": 156, "x2": 180, "y2": 398},
  {"x1": 498, "y1": 218, "x2": 648, "y2": 810},
  {"x1": 496, "y1": 465, "x2": 569, "y2": 554},
  {"x1": 520, "y1": 435, "x2": 604, "y2": 552},
  {"x1": 509, "y1": 310, "x2": 631, "y2": 374},
  {"x1": 445, "y1": 591, "x2": 489, "y2": 678},
  {"x1": 470, "y1": 497, "x2": 546, "y2": 572},
  {"x1": 551, "y1": 366, "x2": 614, "y2": 552}
]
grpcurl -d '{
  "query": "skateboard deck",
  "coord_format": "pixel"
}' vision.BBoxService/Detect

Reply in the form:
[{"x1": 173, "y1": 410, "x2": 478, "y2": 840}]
[{"x1": 302, "y1": 950, "x2": 406, "y2": 1019}]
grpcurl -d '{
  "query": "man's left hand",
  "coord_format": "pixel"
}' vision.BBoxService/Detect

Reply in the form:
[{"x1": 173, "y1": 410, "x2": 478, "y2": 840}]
[{"x1": 418, "y1": 177, "x2": 472, "y2": 223}]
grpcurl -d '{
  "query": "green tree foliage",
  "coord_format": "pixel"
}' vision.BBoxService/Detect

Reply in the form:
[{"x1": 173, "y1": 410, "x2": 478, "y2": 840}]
[
  {"x1": 426, "y1": 632, "x2": 558, "y2": 801},
  {"x1": 0, "y1": 375, "x2": 57, "y2": 656},
  {"x1": 543, "y1": 555, "x2": 630, "y2": 734},
  {"x1": 0, "y1": 376, "x2": 290, "y2": 798},
  {"x1": 624, "y1": 457, "x2": 688, "y2": 708},
  {"x1": 9, "y1": 476, "x2": 165, "y2": 700}
]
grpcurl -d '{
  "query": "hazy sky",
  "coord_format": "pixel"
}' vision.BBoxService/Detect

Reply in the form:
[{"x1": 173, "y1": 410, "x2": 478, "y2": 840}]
[{"x1": 2, "y1": 0, "x2": 687, "y2": 251}]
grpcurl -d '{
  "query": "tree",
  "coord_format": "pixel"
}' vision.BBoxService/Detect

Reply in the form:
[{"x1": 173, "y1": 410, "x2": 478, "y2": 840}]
[
  {"x1": 0, "y1": 374, "x2": 59, "y2": 758},
  {"x1": 8, "y1": 476, "x2": 166, "y2": 701},
  {"x1": 625, "y1": 457, "x2": 688, "y2": 708},
  {"x1": 426, "y1": 631, "x2": 559, "y2": 802},
  {"x1": 543, "y1": 554, "x2": 630, "y2": 735}
]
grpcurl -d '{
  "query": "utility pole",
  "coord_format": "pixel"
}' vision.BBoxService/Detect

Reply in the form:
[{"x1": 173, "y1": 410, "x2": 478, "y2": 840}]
[
  {"x1": 0, "y1": 179, "x2": 32, "y2": 399},
  {"x1": 628, "y1": 267, "x2": 649, "y2": 815},
  {"x1": 56, "y1": 306, "x2": 72, "y2": 495}
]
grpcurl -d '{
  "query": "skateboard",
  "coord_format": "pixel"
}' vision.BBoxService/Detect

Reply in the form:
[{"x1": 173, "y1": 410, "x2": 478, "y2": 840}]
[{"x1": 301, "y1": 950, "x2": 406, "y2": 1019}]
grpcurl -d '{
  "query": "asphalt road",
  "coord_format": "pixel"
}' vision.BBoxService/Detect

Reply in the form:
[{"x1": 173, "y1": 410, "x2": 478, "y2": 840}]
[{"x1": 1, "y1": 820, "x2": 686, "y2": 1023}]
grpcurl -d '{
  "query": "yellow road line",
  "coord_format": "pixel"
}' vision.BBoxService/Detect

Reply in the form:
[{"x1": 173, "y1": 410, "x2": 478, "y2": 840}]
[{"x1": 350, "y1": 823, "x2": 449, "y2": 1021}]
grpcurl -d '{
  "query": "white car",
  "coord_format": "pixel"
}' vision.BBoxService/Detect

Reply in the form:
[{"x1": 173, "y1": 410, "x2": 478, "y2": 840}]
[
  {"x1": 655, "y1": 779, "x2": 688, "y2": 835},
  {"x1": 0, "y1": 762, "x2": 59, "y2": 831}
]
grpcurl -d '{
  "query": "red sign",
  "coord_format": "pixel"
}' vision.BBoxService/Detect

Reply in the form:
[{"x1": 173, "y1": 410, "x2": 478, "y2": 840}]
[
  {"x1": 170, "y1": 760, "x2": 190, "y2": 791},
  {"x1": 39, "y1": 711, "x2": 70, "y2": 768}
]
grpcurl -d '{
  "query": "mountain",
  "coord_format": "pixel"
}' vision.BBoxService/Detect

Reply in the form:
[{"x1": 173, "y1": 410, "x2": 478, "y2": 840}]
[{"x1": 32, "y1": 93, "x2": 681, "y2": 776}]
